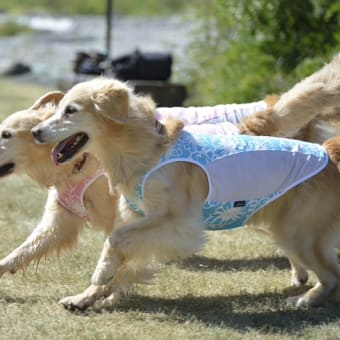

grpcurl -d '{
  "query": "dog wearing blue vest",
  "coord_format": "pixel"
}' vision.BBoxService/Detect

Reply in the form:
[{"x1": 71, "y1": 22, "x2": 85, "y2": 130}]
[{"x1": 31, "y1": 55, "x2": 340, "y2": 310}]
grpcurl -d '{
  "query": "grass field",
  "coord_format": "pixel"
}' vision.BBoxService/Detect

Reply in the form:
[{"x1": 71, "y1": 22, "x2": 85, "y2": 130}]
[{"x1": 0, "y1": 77, "x2": 339, "y2": 339}]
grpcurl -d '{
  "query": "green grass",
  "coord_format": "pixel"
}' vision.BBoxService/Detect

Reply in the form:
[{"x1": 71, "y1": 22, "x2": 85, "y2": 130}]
[
  {"x1": 0, "y1": 78, "x2": 339, "y2": 339},
  {"x1": 0, "y1": 21, "x2": 33, "y2": 37},
  {"x1": 0, "y1": 78, "x2": 52, "y2": 118}
]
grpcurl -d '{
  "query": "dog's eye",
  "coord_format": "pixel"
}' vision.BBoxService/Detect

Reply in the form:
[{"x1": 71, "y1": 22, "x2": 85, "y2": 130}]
[
  {"x1": 64, "y1": 106, "x2": 77, "y2": 115},
  {"x1": 1, "y1": 130, "x2": 12, "y2": 139}
]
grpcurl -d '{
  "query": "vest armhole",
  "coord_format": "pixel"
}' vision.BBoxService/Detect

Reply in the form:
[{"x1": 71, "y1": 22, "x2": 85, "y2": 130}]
[{"x1": 141, "y1": 159, "x2": 212, "y2": 201}]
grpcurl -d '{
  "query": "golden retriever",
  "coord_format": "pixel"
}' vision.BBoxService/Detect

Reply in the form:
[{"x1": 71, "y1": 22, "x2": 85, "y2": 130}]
[
  {"x1": 31, "y1": 55, "x2": 340, "y2": 311},
  {"x1": 0, "y1": 92, "x2": 117, "y2": 277}
]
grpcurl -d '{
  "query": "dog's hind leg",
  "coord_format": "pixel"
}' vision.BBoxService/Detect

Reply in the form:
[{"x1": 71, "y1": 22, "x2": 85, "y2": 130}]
[
  {"x1": 248, "y1": 226, "x2": 309, "y2": 286},
  {"x1": 239, "y1": 54, "x2": 340, "y2": 137},
  {"x1": 289, "y1": 258, "x2": 309, "y2": 287},
  {"x1": 0, "y1": 190, "x2": 84, "y2": 277},
  {"x1": 239, "y1": 82, "x2": 340, "y2": 137},
  {"x1": 286, "y1": 242, "x2": 340, "y2": 307}
]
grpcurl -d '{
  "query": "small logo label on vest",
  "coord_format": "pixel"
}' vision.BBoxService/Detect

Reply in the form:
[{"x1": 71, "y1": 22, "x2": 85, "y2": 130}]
[{"x1": 233, "y1": 201, "x2": 246, "y2": 207}]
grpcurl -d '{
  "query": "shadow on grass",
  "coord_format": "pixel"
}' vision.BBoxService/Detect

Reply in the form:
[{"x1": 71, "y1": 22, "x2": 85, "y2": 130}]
[
  {"x1": 108, "y1": 292, "x2": 340, "y2": 334},
  {"x1": 0, "y1": 291, "x2": 39, "y2": 305},
  {"x1": 179, "y1": 255, "x2": 291, "y2": 272}
]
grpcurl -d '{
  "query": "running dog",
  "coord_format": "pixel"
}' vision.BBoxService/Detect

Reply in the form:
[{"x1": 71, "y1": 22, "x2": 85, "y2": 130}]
[
  {"x1": 32, "y1": 56, "x2": 340, "y2": 310},
  {"x1": 0, "y1": 92, "x2": 116, "y2": 276}
]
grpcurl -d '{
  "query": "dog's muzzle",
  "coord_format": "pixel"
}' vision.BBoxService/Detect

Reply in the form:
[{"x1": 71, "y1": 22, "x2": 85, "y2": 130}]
[{"x1": 31, "y1": 127, "x2": 44, "y2": 143}]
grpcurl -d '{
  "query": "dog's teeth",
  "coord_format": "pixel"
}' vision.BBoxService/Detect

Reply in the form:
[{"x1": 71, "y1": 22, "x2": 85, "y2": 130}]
[{"x1": 57, "y1": 153, "x2": 63, "y2": 160}]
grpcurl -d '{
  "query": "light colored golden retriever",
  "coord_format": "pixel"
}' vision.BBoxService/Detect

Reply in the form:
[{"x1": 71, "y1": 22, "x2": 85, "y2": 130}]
[
  {"x1": 32, "y1": 55, "x2": 340, "y2": 311},
  {"x1": 0, "y1": 92, "x2": 117, "y2": 276}
]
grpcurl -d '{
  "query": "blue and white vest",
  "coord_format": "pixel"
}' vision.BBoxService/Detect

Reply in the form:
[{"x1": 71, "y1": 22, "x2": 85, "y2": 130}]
[{"x1": 126, "y1": 123, "x2": 328, "y2": 230}]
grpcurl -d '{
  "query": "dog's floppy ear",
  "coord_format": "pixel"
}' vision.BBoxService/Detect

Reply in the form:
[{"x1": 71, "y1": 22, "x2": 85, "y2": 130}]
[
  {"x1": 164, "y1": 118, "x2": 184, "y2": 143},
  {"x1": 92, "y1": 86, "x2": 129, "y2": 124},
  {"x1": 30, "y1": 91, "x2": 65, "y2": 110}
]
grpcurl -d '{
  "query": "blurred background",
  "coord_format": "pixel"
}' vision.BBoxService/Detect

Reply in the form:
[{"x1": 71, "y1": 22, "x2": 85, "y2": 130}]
[{"x1": 0, "y1": 0, "x2": 340, "y2": 106}]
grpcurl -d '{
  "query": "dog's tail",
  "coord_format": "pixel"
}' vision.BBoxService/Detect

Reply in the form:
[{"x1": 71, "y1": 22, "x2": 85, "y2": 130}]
[{"x1": 239, "y1": 53, "x2": 340, "y2": 137}]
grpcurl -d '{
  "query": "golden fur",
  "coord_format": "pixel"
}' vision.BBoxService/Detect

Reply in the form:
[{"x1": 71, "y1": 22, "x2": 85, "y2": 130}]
[
  {"x1": 323, "y1": 136, "x2": 340, "y2": 172},
  {"x1": 0, "y1": 92, "x2": 116, "y2": 276},
  {"x1": 33, "y1": 60, "x2": 340, "y2": 310}
]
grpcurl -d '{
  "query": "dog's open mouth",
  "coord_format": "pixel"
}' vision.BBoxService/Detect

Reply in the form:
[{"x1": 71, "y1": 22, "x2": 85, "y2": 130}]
[
  {"x1": 0, "y1": 162, "x2": 15, "y2": 177},
  {"x1": 52, "y1": 132, "x2": 89, "y2": 165}
]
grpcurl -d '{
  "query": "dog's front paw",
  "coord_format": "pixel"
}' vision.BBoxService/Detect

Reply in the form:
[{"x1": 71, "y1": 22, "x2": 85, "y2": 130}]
[
  {"x1": 59, "y1": 294, "x2": 94, "y2": 311},
  {"x1": 0, "y1": 260, "x2": 16, "y2": 278},
  {"x1": 59, "y1": 285, "x2": 107, "y2": 311}
]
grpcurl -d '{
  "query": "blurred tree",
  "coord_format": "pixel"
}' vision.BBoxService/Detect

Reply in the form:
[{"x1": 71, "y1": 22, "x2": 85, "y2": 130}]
[
  {"x1": 244, "y1": 0, "x2": 340, "y2": 71},
  {"x1": 184, "y1": 0, "x2": 340, "y2": 104}
]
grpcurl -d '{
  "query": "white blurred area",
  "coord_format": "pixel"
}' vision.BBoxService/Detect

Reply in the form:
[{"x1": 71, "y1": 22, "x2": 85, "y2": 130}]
[{"x1": 16, "y1": 15, "x2": 75, "y2": 32}]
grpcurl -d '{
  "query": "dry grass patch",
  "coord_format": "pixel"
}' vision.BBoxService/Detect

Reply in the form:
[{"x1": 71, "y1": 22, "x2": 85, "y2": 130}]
[
  {"x1": 0, "y1": 77, "x2": 52, "y2": 119},
  {"x1": 0, "y1": 78, "x2": 339, "y2": 339}
]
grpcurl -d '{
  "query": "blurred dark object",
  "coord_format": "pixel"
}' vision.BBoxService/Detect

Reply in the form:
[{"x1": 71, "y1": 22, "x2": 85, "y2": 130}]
[
  {"x1": 73, "y1": 51, "x2": 107, "y2": 75},
  {"x1": 112, "y1": 50, "x2": 172, "y2": 81},
  {"x1": 74, "y1": 49, "x2": 172, "y2": 82},
  {"x1": 2, "y1": 62, "x2": 31, "y2": 76},
  {"x1": 60, "y1": 49, "x2": 186, "y2": 106}
]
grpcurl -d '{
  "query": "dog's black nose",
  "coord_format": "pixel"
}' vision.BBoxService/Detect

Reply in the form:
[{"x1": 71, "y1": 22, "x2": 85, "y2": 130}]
[{"x1": 32, "y1": 128, "x2": 42, "y2": 141}]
